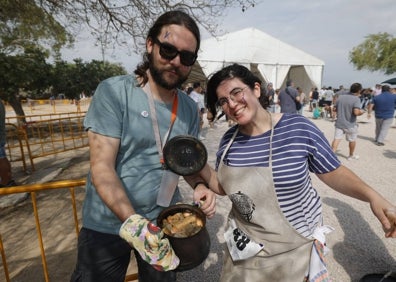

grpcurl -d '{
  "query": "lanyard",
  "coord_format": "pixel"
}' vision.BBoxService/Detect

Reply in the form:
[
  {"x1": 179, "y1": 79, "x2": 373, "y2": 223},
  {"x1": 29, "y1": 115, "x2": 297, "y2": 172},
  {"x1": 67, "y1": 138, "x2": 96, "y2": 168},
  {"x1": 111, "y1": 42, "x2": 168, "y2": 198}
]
[{"x1": 143, "y1": 83, "x2": 178, "y2": 166}]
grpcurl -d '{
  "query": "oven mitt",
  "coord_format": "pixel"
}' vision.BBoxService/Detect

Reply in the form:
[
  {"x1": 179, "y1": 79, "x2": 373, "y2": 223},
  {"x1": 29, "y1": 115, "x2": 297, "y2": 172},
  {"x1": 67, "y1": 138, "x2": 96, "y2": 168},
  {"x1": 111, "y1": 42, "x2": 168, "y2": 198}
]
[{"x1": 119, "y1": 214, "x2": 180, "y2": 271}]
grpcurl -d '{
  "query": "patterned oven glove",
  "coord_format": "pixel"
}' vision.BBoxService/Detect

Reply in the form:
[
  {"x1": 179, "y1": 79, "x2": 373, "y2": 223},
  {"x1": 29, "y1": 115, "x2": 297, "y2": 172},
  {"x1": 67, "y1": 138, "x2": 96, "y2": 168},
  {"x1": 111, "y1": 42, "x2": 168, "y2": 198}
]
[{"x1": 119, "y1": 214, "x2": 180, "y2": 271}]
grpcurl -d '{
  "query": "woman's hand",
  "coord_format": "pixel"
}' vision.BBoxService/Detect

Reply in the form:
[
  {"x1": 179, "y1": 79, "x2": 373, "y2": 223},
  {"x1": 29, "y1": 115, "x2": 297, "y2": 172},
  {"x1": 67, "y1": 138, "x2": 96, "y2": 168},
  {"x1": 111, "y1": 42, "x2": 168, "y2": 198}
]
[
  {"x1": 193, "y1": 184, "x2": 216, "y2": 219},
  {"x1": 370, "y1": 198, "x2": 396, "y2": 238}
]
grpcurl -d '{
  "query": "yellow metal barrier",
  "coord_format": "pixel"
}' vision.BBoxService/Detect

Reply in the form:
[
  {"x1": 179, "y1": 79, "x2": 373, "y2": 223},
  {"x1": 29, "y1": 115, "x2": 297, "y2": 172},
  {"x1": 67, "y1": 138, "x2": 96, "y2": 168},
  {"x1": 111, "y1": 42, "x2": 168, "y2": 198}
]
[
  {"x1": 5, "y1": 123, "x2": 32, "y2": 172},
  {"x1": 5, "y1": 112, "x2": 89, "y2": 172},
  {"x1": 0, "y1": 235, "x2": 10, "y2": 282},
  {"x1": 22, "y1": 98, "x2": 91, "y2": 114},
  {"x1": 0, "y1": 179, "x2": 138, "y2": 282}
]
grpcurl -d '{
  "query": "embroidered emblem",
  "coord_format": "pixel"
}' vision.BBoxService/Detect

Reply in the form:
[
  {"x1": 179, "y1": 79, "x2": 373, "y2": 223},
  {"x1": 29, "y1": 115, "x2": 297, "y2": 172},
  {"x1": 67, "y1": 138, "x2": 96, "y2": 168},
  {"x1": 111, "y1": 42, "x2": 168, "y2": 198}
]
[
  {"x1": 141, "y1": 110, "x2": 149, "y2": 117},
  {"x1": 229, "y1": 191, "x2": 255, "y2": 222}
]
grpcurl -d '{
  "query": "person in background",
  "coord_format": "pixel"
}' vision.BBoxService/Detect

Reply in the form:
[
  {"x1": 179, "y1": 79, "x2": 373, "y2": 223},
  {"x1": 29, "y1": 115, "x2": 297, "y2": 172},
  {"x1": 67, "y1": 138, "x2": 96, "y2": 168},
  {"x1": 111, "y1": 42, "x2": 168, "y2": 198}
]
[
  {"x1": 360, "y1": 88, "x2": 372, "y2": 110},
  {"x1": 308, "y1": 87, "x2": 314, "y2": 112},
  {"x1": 311, "y1": 87, "x2": 319, "y2": 110},
  {"x1": 200, "y1": 63, "x2": 396, "y2": 281},
  {"x1": 265, "y1": 82, "x2": 275, "y2": 113},
  {"x1": 0, "y1": 100, "x2": 16, "y2": 187},
  {"x1": 374, "y1": 84, "x2": 382, "y2": 96},
  {"x1": 274, "y1": 88, "x2": 281, "y2": 113},
  {"x1": 189, "y1": 82, "x2": 206, "y2": 140},
  {"x1": 186, "y1": 86, "x2": 193, "y2": 95},
  {"x1": 278, "y1": 79, "x2": 300, "y2": 113},
  {"x1": 322, "y1": 86, "x2": 335, "y2": 119},
  {"x1": 367, "y1": 84, "x2": 396, "y2": 146},
  {"x1": 331, "y1": 83, "x2": 366, "y2": 160},
  {"x1": 296, "y1": 86, "x2": 306, "y2": 115},
  {"x1": 70, "y1": 10, "x2": 216, "y2": 282}
]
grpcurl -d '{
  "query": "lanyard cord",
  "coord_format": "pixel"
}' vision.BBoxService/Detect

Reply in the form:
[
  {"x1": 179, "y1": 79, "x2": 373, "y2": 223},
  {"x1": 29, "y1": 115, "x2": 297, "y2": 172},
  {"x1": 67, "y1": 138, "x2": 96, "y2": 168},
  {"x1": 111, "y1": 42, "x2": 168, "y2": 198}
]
[{"x1": 143, "y1": 83, "x2": 178, "y2": 166}]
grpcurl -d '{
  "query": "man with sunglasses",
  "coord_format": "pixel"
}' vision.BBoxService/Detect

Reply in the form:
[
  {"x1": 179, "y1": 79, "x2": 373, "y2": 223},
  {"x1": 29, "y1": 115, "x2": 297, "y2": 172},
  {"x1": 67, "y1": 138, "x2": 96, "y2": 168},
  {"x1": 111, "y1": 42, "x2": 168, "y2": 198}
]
[{"x1": 71, "y1": 10, "x2": 216, "y2": 282}]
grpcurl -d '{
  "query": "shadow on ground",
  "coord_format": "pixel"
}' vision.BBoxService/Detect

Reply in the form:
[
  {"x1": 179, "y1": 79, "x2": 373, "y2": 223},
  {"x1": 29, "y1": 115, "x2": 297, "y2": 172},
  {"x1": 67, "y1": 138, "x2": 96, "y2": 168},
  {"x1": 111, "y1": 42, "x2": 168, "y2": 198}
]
[{"x1": 324, "y1": 198, "x2": 396, "y2": 281}]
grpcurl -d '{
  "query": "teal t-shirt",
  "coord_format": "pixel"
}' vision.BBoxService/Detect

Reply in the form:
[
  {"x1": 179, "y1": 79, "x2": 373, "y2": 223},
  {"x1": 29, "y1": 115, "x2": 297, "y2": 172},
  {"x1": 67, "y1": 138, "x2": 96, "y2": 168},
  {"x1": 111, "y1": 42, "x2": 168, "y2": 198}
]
[{"x1": 82, "y1": 75, "x2": 200, "y2": 234}]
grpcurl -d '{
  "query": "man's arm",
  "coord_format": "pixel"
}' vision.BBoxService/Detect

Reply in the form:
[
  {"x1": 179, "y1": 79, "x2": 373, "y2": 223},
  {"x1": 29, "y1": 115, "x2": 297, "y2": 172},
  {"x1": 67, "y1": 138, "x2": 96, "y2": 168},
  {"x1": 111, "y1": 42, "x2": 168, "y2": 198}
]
[
  {"x1": 88, "y1": 130, "x2": 135, "y2": 221},
  {"x1": 353, "y1": 107, "x2": 365, "y2": 116}
]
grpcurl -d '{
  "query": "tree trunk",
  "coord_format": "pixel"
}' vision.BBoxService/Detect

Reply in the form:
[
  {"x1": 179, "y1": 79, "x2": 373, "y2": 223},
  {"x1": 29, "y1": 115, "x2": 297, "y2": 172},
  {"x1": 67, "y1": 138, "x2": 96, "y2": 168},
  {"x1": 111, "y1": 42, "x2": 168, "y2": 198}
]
[{"x1": 7, "y1": 93, "x2": 26, "y2": 125}]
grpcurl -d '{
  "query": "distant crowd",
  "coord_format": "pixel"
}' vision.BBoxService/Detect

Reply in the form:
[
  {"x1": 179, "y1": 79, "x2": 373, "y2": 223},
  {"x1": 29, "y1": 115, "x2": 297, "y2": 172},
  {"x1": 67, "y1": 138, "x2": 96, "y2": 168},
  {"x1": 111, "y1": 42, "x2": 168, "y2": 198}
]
[{"x1": 184, "y1": 80, "x2": 396, "y2": 127}]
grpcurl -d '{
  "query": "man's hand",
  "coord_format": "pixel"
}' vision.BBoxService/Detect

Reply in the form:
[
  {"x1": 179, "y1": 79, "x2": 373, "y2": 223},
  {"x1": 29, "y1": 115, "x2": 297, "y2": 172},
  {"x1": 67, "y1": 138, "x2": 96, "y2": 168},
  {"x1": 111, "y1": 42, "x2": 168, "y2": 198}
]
[{"x1": 119, "y1": 214, "x2": 180, "y2": 271}]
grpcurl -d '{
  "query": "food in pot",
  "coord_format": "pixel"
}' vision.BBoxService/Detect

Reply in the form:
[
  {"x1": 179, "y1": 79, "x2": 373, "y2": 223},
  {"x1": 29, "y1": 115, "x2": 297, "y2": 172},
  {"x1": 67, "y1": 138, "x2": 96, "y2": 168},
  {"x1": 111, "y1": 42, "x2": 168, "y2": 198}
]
[{"x1": 162, "y1": 211, "x2": 203, "y2": 238}]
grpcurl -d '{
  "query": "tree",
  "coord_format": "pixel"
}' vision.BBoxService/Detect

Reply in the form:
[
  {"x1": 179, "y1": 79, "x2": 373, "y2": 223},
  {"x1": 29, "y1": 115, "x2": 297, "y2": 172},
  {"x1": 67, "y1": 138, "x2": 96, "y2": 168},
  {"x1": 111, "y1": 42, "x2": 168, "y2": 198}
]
[
  {"x1": 0, "y1": 0, "x2": 73, "y2": 56},
  {"x1": 0, "y1": 47, "x2": 52, "y2": 117},
  {"x1": 0, "y1": 0, "x2": 73, "y2": 116},
  {"x1": 51, "y1": 59, "x2": 127, "y2": 100},
  {"x1": 349, "y1": 32, "x2": 396, "y2": 75},
  {"x1": 0, "y1": 0, "x2": 258, "y2": 115},
  {"x1": 19, "y1": 0, "x2": 258, "y2": 55}
]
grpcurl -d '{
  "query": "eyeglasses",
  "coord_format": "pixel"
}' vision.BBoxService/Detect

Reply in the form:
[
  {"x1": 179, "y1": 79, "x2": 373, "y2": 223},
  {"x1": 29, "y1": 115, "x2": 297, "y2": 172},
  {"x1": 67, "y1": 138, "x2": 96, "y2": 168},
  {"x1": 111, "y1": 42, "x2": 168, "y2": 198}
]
[
  {"x1": 217, "y1": 87, "x2": 248, "y2": 108},
  {"x1": 152, "y1": 37, "x2": 197, "y2": 67}
]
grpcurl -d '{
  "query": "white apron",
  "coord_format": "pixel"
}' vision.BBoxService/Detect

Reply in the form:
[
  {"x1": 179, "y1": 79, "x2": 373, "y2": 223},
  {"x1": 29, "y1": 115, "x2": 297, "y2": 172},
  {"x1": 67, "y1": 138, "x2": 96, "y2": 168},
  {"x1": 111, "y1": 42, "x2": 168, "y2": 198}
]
[{"x1": 219, "y1": 121, "x2": 316, "y2": 282}]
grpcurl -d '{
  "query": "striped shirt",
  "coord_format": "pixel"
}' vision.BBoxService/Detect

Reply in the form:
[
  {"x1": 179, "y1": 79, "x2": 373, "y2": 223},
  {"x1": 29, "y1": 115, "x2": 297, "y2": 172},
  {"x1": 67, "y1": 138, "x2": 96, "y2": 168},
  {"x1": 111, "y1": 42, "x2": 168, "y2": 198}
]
[{"x1": 216, "y1": 114, "x2": 341, "y2": 237}]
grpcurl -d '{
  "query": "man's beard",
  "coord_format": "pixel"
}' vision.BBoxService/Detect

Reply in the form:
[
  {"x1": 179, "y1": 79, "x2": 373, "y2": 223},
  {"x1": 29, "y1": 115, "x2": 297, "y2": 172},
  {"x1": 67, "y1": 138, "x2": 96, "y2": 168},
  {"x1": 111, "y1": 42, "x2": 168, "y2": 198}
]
[{"x1": 148, "y1": 53, "x2": 189, "y2": 90}]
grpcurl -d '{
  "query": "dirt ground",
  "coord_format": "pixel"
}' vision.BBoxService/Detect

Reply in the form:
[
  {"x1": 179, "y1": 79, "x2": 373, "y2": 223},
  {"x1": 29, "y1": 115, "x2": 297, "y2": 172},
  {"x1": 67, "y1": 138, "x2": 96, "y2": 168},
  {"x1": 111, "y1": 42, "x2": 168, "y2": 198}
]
[
  {"x1": 1, "y1": 102, "x2": 396, "y2": 282},
  {"x1": 0, "y1": 149, "x2": 90, "y2": 281}
]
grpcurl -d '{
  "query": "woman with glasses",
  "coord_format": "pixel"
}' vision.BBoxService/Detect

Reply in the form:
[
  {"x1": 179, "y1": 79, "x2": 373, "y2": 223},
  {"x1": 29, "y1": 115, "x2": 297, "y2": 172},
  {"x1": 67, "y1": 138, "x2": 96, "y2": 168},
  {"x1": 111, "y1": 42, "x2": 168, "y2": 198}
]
[{"x1": 199, "y1": 63, "x2": 396, "y2": 281}]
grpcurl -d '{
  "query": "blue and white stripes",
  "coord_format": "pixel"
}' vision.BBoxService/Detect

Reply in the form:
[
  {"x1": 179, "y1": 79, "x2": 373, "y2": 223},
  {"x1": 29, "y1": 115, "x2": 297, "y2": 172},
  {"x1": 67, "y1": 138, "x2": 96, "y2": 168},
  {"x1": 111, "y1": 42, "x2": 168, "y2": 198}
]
[{"x1": 216, "y1": 114, "x2": 341, "y2": 237}]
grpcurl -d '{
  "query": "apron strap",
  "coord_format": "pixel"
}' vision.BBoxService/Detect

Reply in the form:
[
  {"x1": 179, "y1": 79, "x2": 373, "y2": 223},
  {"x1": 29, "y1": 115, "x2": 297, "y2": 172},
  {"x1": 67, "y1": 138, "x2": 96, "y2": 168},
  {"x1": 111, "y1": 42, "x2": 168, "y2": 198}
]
[{"x1": 219, "y1": 110, "x2": 274, "y2": 170}]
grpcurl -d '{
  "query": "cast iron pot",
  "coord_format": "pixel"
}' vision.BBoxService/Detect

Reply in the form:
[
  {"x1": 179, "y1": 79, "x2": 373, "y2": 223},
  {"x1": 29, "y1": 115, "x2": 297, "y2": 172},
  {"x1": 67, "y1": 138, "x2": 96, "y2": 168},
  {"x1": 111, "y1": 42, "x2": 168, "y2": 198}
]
[
  {"x1": 157, "y1": 204, "x2": 211, "y2": 271},
  {"x1": 162, "y1": 135, "x2": 207, "y2": 176}
]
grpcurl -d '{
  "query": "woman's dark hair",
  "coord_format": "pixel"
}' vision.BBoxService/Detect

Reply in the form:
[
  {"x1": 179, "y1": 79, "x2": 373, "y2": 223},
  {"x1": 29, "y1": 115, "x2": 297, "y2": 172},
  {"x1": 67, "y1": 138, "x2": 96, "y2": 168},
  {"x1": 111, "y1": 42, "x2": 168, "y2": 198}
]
[
  {"x1": 206, "y1": 63, "x2": 268, "y2": 118},
  {"x1": 134, "y1": 10, "x2": 201, "y2": 85}
]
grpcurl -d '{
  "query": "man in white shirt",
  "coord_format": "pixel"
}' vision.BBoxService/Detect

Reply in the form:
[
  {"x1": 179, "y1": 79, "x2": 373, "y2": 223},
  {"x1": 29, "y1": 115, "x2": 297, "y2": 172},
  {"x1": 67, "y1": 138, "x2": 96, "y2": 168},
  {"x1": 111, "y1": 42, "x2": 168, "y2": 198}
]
[{"x1": 189, "y1": 82, "x2": 206, "y2": 140}]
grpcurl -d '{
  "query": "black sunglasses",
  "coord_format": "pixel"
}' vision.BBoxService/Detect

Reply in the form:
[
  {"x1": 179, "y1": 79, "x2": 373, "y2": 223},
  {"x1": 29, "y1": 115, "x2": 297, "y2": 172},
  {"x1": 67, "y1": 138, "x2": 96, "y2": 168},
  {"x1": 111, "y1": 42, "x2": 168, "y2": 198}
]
[{"x1": 152, "y1": 37, "x2": 197, "y2": 66}]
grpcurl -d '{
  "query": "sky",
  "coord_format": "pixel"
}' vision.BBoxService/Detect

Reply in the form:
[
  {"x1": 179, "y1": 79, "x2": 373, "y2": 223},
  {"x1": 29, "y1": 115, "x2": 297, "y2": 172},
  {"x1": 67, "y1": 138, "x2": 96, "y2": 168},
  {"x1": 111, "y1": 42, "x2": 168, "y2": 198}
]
[{"x1": 61, "y1": 0, "x2": 396, "y2": 89}]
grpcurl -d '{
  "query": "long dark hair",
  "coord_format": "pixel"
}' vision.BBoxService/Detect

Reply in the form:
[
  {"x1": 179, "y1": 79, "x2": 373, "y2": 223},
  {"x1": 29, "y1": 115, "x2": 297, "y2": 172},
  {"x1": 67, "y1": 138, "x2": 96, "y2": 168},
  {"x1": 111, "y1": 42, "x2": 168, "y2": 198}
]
[
  {"x1": 206, "y1": 64, "x2": 268, "y2": 118},
  {"x1": 134, "y1": 10, "x2": 201, "y2": 86}
]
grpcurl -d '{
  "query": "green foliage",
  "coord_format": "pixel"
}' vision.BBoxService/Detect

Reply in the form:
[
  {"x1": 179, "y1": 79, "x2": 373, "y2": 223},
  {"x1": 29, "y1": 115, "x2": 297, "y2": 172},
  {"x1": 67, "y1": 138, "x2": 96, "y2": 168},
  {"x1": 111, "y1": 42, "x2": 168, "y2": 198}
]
[
  {"x1": 0, "y1": 0, "x2": 73, "y2": 55},
  {"x1": 0, "y1": 50, "x2": 126, "y2": 104},
  {"x1": 0, "y1": 47, "x2": 51, "y2": 100},
  {"x1": 51, "y1": 59, "x2": 127, "y2": 100},
  {"x1": 0, "y1": 0, "x2": 257, "y2": 113},
  {"x1": 349, "y1": 32, "x2": 396, "y2": 75}
]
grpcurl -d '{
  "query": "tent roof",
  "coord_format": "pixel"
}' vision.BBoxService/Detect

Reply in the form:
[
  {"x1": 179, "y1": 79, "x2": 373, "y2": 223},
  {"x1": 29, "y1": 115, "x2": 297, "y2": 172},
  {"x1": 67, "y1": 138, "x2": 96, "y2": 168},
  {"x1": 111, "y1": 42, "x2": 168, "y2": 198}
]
[
  {"x1": 197, "y1": 27, "x2": 324, "y2": 67},
  {"x1": 186, "y1": 28, "x2": 325, "y2": 91}
]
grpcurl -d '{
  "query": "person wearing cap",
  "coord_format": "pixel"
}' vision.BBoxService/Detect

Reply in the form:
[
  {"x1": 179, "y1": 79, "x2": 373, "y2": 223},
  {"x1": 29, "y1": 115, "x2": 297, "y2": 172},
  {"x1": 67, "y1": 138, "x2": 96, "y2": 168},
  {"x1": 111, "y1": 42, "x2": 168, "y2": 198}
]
[{"x1": 367, "y1": 84, "x2": 396, "y2": 146}]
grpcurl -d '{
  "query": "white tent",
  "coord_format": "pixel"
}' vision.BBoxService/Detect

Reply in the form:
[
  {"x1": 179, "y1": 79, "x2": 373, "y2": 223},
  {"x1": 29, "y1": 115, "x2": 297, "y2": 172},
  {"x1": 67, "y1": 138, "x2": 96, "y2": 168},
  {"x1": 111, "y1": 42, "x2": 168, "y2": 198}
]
[{"x1": 188, "y1": 27, "x2": 324, "y2": 94}]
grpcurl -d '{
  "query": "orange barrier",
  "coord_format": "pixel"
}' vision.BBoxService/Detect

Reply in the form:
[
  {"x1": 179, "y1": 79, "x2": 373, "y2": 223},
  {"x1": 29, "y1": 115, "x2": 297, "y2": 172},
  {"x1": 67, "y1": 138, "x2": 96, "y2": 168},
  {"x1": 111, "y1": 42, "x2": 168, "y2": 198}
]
[{"x1": 0, "y1": 179, "x2": 138, "y2": 282}]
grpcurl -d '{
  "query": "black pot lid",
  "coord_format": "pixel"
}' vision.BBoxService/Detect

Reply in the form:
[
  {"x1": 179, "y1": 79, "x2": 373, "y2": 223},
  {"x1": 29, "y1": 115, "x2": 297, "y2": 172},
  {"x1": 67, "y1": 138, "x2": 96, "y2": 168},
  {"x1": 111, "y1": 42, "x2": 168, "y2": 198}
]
[{"x1": 163, "y1": 135, "x2": 207, "y2": 176}]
